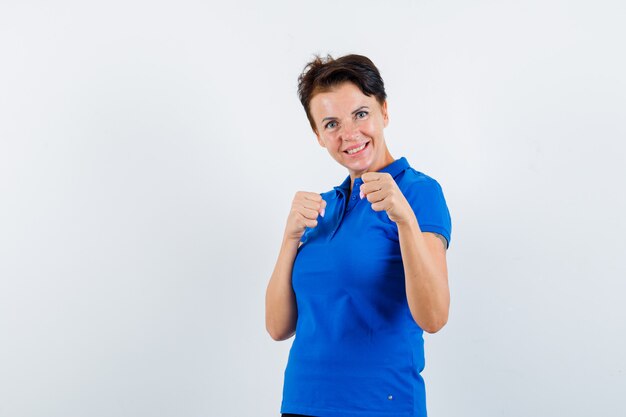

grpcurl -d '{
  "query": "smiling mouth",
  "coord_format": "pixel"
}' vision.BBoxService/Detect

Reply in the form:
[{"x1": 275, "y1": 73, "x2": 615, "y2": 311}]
[{"x1": 344, "y1": 142, "x2": 368, "y2": 155}]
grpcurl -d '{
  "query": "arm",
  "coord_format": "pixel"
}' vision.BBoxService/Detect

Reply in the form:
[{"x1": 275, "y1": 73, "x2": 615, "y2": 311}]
[
  {"x1": 265, "y1": 236, "x2": 300, "y2": 341},
  {"x1": 396, "y1": 218, "x2": 449, "y2": 333},
  {"x1": 360, "y1": 173, "x2": 450, "y2": 333},
  {"x1": 265, "y1": 192, "x2": 325, "y2": 341}
]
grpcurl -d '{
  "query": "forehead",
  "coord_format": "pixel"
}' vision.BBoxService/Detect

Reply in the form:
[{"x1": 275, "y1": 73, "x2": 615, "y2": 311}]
[{"x1": 309, "y1": 82, "x2": 378, "y2": 116}]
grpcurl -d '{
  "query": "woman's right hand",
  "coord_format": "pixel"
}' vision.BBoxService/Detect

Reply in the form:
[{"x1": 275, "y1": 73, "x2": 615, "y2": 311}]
[{"x1": 284, "y1": 191, "x2": 327, "y2": 242}]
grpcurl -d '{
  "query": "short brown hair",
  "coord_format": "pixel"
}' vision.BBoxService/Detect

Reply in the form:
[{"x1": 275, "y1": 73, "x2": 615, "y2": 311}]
[{"x1": 297, "y1": 54, "x2": 387, "y2": 132}]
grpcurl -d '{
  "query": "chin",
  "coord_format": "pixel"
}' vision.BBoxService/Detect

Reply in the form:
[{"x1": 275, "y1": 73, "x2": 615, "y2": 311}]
[
  {"x1": 345, "y1": 159, "x2": 373, "y2": 174},
  {"x1": 332, "y1": 148, "x2": 376, "y2": 174}
]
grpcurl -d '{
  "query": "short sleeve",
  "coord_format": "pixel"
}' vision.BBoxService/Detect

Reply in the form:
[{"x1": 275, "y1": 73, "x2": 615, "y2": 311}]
[{"x1": 402, "y1": 178, "x2": 452, "y2": 249}]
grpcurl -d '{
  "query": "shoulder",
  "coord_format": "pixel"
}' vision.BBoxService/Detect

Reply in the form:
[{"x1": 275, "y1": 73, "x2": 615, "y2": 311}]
[
  {"x1": 398, "y1": 167, "x2": 452, "y2": 247},
  {"x1": 396, "y1": 167, "x2": 445, "y2": 196},
  {"x1": 320, "y1": 189, "x2": 337, "y2": 200}
]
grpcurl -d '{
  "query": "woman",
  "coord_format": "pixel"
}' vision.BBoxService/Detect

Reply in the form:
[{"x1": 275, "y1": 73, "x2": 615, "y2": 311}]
[{"x1": 265, "y1": 54, "x2": 452, "y2": 417}]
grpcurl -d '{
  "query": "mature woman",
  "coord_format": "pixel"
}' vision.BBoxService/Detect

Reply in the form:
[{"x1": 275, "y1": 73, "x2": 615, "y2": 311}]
[{"x1": 265, "y1": 54, "x2": 452, "y2": 417}]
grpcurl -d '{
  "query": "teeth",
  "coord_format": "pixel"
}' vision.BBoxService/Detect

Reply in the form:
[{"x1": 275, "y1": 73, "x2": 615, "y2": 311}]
[{"x1": 346, "y1": 143, "x2": 366, "y2": 154}]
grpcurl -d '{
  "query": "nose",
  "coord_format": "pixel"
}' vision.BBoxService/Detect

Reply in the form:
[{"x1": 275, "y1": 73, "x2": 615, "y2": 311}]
[{"x1": 340, "y1": 119, "x2": 359, "y2": 142}]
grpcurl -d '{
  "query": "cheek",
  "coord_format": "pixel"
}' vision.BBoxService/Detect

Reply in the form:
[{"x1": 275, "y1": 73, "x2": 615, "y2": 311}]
[
  {"x1": 326, "y1": 133, "x2": 341, "y2": 144},
  {"x1": 319, "y1": 134, "x2": 339, "y2": 149},
  {"x1": 362, "y1": 120, "x2": 382, "y2": 137}
]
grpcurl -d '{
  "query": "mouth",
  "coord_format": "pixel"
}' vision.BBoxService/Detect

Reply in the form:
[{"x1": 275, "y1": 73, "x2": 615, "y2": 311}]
[{"x1": 344, "y1": 142, "x2": 369, "y2": 156}]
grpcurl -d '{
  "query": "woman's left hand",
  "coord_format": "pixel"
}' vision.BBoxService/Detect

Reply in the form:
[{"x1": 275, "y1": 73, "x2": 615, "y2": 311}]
[{"x1": 360, "y1": 172, "x2": 415, "y2": 225}]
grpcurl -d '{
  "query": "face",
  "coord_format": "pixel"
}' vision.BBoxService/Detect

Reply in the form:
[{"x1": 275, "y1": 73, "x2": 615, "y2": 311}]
[{"x1": 309, "y1": 82, "x2": 393, "y2": 179}]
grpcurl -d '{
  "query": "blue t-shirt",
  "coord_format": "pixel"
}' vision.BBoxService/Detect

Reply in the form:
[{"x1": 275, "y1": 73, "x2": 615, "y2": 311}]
[{"x1": 281, "y1": 157, "x2": 452, "y2": 417}]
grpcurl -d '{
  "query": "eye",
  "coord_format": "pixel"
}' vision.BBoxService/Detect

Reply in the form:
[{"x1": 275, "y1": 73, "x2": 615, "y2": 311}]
[
  {"x1": 356, "y1": 111, "x2": 368, "y2": 119},
  {"x1": 325, "y1": 120, "x2": 338, "y2": 129}
]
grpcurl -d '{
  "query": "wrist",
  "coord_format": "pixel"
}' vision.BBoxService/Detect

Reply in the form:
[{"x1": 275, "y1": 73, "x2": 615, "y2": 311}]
[
  {"x1": 282, "y1": 233, "x2": 302, "y2": 246},
  {"x1": 395, "y1": 212, "x2": 419, "y2": 230}
]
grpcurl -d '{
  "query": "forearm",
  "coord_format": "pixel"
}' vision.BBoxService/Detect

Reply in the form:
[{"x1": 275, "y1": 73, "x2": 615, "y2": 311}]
[
  {"x1": 265, "y1": 235, "x2": 300, "y2": 341},
  {"x1": 397, "y1": 215, "x2": 450, "y2": 333}
]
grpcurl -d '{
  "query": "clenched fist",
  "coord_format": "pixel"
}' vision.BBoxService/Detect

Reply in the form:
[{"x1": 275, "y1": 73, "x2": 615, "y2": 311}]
[
  {"x1": 284, "y1": 191, "x2": 327, "y2": 242},
  {"x1": 359, "y1": 172, "x2": 415, "y2": 225}
]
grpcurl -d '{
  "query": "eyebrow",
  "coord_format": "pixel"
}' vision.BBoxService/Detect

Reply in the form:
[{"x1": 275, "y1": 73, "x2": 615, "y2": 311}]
[
  {"x1": 321, "y1": 106, "x2": 370, "y2": 123},
  {"x1": 352, "y1": 106, "x2": 369, "y2": 115}
]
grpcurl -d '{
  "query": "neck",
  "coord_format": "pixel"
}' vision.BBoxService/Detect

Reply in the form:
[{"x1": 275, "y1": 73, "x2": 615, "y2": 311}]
[{"x1": 349, "y1": 149, "x2": 395, "y2": 191}]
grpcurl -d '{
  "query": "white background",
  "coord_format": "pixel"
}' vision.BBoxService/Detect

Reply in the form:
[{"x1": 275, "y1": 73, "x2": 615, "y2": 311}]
[{"x1": 1, "y1": 1, "x2": 625, "y2": 416}]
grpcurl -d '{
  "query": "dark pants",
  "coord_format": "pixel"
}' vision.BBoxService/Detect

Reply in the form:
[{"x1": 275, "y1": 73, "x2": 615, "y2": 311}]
[{"x1": 282, "y1": 414, "x2": 316, "y2": 417}]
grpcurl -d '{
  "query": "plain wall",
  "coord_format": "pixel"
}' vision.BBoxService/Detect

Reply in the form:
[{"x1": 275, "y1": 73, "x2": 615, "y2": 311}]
[{"x1": 1, "y1": 1, "x2": 625, "y2": 416}]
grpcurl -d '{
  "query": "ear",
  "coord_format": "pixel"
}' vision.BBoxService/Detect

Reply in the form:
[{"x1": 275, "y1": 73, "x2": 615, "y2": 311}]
[{"x1": 382, "y1": 100, "x2": 389, "y2": 127}]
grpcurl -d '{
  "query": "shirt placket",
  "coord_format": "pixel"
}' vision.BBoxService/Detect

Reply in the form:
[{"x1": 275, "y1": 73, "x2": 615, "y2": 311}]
[{"x1": 329, "y1": 178, "x2": 363, "y2": 240}]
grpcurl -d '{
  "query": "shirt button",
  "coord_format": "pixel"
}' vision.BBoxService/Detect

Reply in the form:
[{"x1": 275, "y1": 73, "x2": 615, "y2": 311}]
[
  {"x1": 388, "y1": 395, "x2": 393, "y2": 400},
  {"x1": 352, "y1": 195, "x2": 356, "y2": 200}
]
